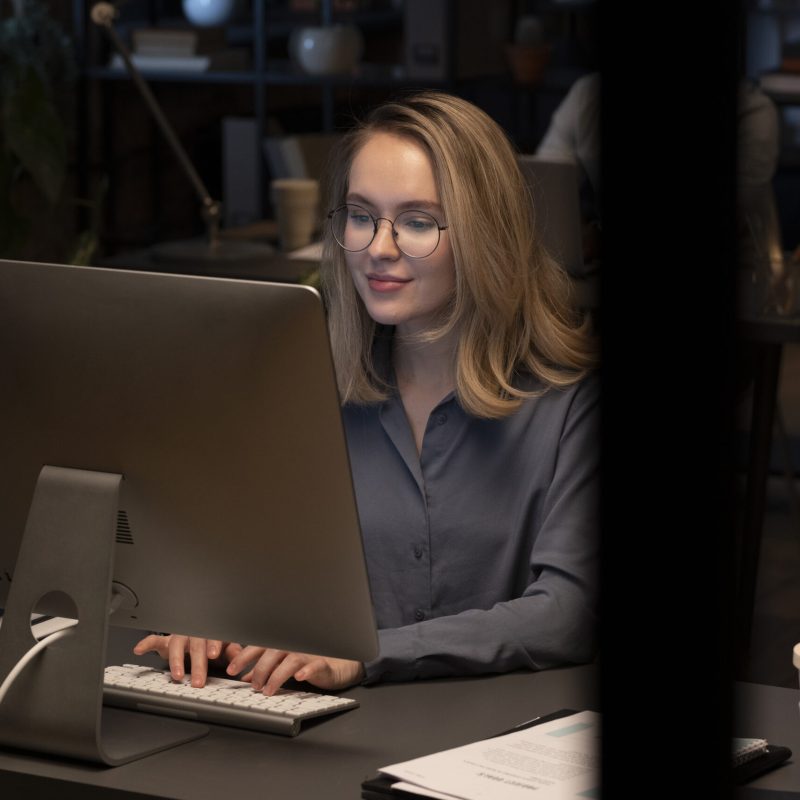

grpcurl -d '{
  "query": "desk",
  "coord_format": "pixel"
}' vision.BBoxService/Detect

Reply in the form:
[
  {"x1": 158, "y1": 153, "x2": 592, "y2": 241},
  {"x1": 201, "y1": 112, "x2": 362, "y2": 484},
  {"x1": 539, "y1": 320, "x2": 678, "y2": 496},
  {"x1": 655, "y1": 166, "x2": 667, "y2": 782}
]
[
  {"x1": 98, "y1": 246, "x2": 319, "y2": 285},
  {"x1": 737, "y1": 681, "x2": 800, "y2": 798},
  {"x1": 0, "y1": 630, "x2": 598, "y2": 800},
  {"x1": 736, "y1": 310, "x2": 800, "y2": 661}
]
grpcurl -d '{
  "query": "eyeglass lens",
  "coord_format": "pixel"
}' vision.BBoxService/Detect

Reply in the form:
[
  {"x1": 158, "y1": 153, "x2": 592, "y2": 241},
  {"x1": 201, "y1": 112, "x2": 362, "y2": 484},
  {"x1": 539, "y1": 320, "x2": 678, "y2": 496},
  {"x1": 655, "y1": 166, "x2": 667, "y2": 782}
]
[{"x1": 330, "y1": 205, "x2": 442, "y2": 258}]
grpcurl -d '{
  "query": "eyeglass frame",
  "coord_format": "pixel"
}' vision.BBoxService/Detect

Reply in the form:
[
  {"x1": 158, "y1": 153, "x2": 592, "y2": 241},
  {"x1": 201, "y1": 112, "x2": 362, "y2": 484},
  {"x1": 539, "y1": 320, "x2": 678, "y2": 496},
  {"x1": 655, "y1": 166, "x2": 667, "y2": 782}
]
[{"x1": 327, "y1": 203, "x2": 449, "y2": 259}]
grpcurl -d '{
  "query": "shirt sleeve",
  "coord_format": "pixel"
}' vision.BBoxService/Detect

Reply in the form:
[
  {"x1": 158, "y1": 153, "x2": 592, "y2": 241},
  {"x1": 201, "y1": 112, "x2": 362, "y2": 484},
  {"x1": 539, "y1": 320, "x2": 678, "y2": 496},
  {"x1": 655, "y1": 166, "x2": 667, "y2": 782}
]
[{"x1": 362, "y1": 377, "x2": 600, "y2": 684}]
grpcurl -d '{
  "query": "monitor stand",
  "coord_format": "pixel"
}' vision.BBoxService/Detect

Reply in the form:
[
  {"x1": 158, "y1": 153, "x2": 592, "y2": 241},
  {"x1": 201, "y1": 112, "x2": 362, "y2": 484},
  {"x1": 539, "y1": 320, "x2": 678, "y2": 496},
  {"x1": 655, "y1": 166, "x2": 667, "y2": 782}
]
[{"x1": 0, "y1": 465, "x2": 208, "y2": 765}]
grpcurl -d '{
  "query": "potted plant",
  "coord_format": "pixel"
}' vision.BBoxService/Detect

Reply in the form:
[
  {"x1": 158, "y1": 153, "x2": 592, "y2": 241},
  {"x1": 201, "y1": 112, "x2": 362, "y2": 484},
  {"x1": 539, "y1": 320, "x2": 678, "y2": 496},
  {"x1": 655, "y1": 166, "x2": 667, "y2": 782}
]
[{"x1": 0, "y1": 0, "x2": 104, "y2": 264}]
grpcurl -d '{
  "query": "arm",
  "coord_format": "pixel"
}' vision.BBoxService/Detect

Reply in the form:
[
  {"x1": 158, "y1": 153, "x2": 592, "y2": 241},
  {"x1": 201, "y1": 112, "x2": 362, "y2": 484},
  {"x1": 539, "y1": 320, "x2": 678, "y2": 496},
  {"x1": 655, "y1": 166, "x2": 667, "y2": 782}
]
[{"x1": 363, "y1": 376, "x2": 600, "y2": 684}]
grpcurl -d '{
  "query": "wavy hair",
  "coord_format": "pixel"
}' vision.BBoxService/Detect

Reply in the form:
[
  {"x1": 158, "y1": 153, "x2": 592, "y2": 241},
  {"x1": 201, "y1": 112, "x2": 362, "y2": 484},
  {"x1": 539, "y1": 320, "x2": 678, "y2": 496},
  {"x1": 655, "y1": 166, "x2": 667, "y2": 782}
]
[{"x1": 320, "y1": 91, "x2": 596, "y2": 418}]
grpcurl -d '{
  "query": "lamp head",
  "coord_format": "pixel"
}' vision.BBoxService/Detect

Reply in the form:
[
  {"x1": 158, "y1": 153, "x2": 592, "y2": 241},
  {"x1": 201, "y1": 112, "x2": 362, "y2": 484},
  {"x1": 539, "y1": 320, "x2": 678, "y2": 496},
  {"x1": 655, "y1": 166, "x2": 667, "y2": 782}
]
[{"x1": 91, "y1": 2, "x2": 117, "y2": 27}]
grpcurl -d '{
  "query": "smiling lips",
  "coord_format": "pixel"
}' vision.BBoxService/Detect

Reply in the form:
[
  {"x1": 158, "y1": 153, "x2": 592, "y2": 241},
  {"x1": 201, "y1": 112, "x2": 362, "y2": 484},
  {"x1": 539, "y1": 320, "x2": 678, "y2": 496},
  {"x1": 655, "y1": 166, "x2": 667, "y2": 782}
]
[{"x1": 366, "y1": 274, "x2": 412, "y2": 292}]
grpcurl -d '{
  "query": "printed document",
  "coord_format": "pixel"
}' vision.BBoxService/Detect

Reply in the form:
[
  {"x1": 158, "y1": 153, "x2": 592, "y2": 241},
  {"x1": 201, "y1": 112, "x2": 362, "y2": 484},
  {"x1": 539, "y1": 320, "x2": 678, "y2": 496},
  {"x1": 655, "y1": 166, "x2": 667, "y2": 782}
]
[{"x1": 378, "y1": 710, "x2": 600, "y2": 800}]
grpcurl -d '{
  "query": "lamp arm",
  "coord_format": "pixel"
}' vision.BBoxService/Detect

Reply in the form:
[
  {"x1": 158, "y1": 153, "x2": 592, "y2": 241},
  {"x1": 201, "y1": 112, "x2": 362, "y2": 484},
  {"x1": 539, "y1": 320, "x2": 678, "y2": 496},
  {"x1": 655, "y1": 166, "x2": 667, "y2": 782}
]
[{"x1": 91, "y1": 3, "x2": 221, "y2": 244}]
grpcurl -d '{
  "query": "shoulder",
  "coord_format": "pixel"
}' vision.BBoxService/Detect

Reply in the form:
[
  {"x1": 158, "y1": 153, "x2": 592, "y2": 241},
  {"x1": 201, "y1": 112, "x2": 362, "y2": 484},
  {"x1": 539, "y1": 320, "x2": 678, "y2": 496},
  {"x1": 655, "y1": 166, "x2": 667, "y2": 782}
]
[
  {"x1": 571, "y1": 72, "x2": 600, "y2": 100},
  {"x1": 483, "y1": 371, "x2": 599, "y2": 440},
  {"x1": 515, "y1": 369, "x2": 600, "y2": 410}
]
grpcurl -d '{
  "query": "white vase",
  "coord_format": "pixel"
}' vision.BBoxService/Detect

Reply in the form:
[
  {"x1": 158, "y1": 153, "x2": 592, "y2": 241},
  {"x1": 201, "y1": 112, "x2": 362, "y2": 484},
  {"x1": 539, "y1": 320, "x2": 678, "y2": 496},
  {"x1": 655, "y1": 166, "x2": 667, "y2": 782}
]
[
  {"x1": 291, "y1": 25, "x2": 364, "y2": 75},
  {"x1": 182, "y1": 0, "x2": 236, "y2": 27}
]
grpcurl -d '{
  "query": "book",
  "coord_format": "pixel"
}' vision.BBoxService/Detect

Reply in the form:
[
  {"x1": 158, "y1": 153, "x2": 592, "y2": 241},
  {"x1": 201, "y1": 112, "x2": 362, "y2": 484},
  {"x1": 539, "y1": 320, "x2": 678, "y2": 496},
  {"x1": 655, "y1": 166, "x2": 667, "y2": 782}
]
[
  {"x1": 131, "y1": 26, "x2": 226, "y2": 57},
  {"x1": 732, "y1": 737, "x2": 768, "y2": 767},
  {"x1": 732, "y1": 737, "x2": 792, "y2": 785},
  {"x1": 109, "y1": 48, "x2": 249, "y2": 74}
]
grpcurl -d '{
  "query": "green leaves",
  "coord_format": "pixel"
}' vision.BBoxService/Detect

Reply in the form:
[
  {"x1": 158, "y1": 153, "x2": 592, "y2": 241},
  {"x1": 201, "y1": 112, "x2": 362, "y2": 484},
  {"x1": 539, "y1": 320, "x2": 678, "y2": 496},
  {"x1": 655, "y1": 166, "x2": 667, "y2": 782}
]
[{"x1": 2, "y1": 66, "x2": 67, "y2": 204}]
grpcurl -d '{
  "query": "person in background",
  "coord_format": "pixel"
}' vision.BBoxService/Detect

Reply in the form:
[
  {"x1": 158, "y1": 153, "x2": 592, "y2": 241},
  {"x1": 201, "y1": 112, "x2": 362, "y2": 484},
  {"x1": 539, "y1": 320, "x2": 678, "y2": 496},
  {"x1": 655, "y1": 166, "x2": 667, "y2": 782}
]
[
  {"x1": 535, "y1": 72, "x2": 601, "y2": 263},
  {"x1": 135, "y1": 91, "x2": 601, "y2": 694},
  {"x1": 738, "y1": 77, "x2": 780, "y2": 191}
]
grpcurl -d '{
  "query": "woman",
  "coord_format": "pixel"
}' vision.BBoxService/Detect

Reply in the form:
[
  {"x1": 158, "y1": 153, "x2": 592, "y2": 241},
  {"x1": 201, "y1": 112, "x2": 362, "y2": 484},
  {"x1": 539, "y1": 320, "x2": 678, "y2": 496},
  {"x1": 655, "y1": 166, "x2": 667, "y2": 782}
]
[{"x1": 135, "y1": 91, "x2": 600, "y2": 695}]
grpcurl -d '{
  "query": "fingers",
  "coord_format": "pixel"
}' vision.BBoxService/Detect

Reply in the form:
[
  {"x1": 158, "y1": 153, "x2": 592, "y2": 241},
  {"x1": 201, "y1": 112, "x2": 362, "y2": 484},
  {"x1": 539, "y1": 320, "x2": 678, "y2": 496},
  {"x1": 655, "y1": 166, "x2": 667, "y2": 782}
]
[
  {"x1": 226, "y1": 645, "x2": 266, "y2": 678},
  {"x1": 187, "y1": 637, "x2": 211, "y2": 687},
  {"x1": 133, "y1": 633, "x2": 170, "y2": 659},
  {"x1": 245, "y1": 649, "x2": 292, "y2": 694},
  {"x1": 296, "y1": 657, "x2": 365, "y2": 690},
  {"x1": 167, "y1": 635, "x2": 190, "y2": 681},
  {"x1": 238, "y1": 651, "x2": 365, "y2": 695},
  {"x1": 221, "y1": 641, "x2": 243, "y2": 663},
  {"x1": 262, "y1": 652, "x2": 310, "y2": 696},
  {"x1": 132, "y1": 635, "x2": 241, "y2": 688},
  {"x1": 206, "y1": 639, "x2": 223, "y2": 660}
]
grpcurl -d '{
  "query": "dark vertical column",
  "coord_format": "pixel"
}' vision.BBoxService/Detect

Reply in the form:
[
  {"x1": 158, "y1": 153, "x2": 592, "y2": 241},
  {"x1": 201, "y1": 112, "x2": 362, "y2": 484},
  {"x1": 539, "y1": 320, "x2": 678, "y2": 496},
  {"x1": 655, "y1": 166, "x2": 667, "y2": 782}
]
[
  {"x1": 73, "y1": 0, "x2": 89, "y2": 234},
  {"x1": 254, "y1": 0, "x2": 267, "y2": 218},
  {"x1": 599, "y1": 1, "x2": 738, "y2": 798}
]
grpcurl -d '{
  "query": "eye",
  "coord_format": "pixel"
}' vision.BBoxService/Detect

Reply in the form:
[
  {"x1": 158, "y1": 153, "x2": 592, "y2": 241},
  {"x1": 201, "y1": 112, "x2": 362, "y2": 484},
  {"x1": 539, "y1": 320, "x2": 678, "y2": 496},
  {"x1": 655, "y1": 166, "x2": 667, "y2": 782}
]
[
  {"x1": 346, "y1": 207, "x2": 373, "y2": 227},
  {"x1": 399, "y1": 213, "x2": 436, "y2": 233}
]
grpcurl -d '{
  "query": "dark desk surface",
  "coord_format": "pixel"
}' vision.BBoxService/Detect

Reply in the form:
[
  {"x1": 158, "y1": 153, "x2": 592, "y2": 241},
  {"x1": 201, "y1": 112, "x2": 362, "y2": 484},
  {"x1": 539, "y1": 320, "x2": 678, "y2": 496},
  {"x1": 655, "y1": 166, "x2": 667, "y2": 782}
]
[
  {"x1": 736, "y1": 681, "x2": 800, "y2": 798},
  {"x1": 2, "y1": 629, "x2": 799, "y2": 797},
  {"x1": 0, "y1": 629, "x2": 598, "y2": 800}
]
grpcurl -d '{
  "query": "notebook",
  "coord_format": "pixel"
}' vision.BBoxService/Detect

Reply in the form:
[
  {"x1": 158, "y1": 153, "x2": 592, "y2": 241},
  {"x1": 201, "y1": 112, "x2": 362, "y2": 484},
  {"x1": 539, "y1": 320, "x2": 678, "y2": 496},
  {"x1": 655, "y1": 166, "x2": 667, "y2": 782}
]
[
  {"x1": 732, "y1": 737, "x2": 792, "y2": 784},
  {"x1": 517, "y1": 154, "x2": 588, "y2": 278}
]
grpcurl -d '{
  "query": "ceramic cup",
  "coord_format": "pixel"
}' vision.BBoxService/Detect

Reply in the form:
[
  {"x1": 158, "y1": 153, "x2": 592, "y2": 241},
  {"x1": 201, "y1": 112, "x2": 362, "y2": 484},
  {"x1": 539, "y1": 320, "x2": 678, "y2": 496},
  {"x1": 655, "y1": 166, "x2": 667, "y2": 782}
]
[
  {"x1": 270, "y1": 178, "x2": 320, "y2": 253},
  {"x1": 291, "y1": 25, "x2": 363, "y2": 75}
]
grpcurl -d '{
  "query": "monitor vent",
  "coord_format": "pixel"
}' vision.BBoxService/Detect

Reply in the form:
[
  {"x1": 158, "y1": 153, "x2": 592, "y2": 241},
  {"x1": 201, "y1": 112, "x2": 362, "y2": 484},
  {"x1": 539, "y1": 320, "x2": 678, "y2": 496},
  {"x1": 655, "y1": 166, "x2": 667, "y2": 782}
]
[{"x1": 116, "y1": 510, "x2": 134, "y2": 545}]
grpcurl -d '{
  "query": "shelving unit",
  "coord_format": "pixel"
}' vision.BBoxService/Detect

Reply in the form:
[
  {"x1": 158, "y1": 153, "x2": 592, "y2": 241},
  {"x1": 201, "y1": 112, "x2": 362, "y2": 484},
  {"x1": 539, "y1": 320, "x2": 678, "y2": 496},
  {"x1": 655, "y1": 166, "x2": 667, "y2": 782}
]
[
  {"x1": 72, "y1": 0, "x2": 452, "y2": 249},
  {"x1": 71, "y1": 0, "x2": 595, "y2": 254}
]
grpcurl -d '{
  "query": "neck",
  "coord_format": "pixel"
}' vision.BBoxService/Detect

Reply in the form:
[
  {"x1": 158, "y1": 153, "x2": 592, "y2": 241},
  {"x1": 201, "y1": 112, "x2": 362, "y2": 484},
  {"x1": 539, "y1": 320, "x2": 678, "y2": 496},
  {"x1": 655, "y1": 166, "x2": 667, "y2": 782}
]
[{"x1": 392, "y1": 326, "x2": 458, "y2": 395}]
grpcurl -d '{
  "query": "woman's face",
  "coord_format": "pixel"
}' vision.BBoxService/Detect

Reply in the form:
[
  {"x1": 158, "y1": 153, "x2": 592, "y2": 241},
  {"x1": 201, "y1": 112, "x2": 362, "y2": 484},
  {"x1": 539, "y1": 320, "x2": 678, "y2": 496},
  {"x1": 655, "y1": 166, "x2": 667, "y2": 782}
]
[{"x1": 344, "y1": 132, "x2": 455, "y2": 337}]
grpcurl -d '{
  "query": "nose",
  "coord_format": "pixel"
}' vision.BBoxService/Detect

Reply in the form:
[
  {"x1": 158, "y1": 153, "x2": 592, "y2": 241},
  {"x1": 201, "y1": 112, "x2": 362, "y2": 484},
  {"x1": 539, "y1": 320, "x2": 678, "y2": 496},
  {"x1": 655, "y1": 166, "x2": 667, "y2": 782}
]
[{"x1": 367, "y1": 218, "x2": 400, "y2": 258}]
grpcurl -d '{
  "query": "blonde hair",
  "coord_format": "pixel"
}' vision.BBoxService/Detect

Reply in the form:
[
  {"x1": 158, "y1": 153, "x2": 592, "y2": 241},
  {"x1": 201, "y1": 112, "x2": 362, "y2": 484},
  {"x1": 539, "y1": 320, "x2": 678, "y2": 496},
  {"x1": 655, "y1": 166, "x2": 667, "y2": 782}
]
[{"x1": 320, "y1": 91, "x2": 596, "y2": 419}]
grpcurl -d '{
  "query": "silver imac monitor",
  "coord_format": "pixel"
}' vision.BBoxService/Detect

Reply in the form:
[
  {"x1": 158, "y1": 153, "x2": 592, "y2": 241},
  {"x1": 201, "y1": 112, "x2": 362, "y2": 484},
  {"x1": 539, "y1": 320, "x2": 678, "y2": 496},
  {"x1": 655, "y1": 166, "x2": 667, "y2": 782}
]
[
  {"x1": 0, "y1": 259, "x2": 378, "y2": 764},
  {"x1": 517, "y1": 154, "x2": 586, "y2": 278}
]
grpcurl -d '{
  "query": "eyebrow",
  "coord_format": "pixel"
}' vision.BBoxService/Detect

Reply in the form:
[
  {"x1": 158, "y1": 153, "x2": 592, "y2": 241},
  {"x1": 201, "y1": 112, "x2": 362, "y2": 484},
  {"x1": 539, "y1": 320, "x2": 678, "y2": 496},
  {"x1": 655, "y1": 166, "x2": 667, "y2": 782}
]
[{"x1": 345, "y1": 193, "x2": 443, "y2": 214}]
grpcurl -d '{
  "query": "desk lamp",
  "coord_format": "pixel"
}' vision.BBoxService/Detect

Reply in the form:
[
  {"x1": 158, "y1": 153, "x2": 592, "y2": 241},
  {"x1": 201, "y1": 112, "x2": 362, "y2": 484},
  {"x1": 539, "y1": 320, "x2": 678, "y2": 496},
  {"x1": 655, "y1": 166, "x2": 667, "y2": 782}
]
[{"x1": 91, "y1": 2, "x2": 275, "y2": 265}]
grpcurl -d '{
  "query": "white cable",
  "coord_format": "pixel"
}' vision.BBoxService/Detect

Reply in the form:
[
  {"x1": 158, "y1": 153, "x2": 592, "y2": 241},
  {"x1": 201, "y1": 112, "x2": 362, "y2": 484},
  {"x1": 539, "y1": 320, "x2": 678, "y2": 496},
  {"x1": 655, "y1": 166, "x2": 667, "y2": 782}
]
[
  {"x1": 0, "y1": 592, "x2": 120, "y2": 704},
  {"x1": 0, "y1": 623, "x2": 78, "y2": 705}
]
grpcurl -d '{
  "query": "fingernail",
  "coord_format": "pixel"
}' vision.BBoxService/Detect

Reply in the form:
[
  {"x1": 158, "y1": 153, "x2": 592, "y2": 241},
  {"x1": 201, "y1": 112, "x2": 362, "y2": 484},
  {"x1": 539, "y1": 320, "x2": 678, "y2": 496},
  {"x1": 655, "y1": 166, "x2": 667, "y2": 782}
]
[
  {"x1": 296, "y1": 670, "x2": 307, "y2": 680},
  {"x1": 209, "y1": 647, "x2": 219, "y2": 658}
]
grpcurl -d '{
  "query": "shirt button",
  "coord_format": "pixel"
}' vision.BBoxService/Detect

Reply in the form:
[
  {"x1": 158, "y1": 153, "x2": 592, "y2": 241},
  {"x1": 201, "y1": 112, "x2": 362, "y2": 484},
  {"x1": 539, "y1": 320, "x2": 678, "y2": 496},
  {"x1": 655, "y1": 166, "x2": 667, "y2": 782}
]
[
  {"x1": 413, "y1": 546, "x2": 423, "y2": 559},
  {"x1": 414, "y1": 609, "x2": 425, "y2": 621},
  {"x1": 435, "y1": 413, "x2": 447, "y2": 426}
]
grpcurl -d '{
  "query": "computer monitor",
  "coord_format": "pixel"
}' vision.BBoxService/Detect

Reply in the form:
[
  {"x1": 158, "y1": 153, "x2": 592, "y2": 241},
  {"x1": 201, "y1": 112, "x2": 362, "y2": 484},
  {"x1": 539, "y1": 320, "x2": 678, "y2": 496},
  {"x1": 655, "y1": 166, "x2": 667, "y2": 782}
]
[
  {"x1": 517, "y1": 154, "x2": 587, "y2": 278},
  {"x1": 0, "y1": 258, "x2": 379, "y2": 764}
]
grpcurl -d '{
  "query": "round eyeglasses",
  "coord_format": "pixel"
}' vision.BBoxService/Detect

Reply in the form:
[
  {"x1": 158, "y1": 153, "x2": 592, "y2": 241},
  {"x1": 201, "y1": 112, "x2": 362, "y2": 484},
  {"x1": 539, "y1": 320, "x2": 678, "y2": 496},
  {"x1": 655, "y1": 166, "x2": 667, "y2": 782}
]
[{"x1": 327, "y1": 204, "x2": 449, "y2": 259}]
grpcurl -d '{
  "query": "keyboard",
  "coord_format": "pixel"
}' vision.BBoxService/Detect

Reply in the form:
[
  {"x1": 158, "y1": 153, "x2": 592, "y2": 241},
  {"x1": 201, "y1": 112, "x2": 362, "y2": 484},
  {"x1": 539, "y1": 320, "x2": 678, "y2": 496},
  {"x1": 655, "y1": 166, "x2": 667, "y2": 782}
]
[{"x1": 103, "y1": 663, "x2": 359, "y2": 737}]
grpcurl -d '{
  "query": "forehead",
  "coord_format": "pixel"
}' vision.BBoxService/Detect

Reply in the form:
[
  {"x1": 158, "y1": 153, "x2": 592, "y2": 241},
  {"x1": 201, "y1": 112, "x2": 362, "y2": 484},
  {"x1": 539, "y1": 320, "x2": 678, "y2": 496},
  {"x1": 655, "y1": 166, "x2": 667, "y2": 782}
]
[{"x1": 348, "y1": 132, "x2": 439, "y2": 205}]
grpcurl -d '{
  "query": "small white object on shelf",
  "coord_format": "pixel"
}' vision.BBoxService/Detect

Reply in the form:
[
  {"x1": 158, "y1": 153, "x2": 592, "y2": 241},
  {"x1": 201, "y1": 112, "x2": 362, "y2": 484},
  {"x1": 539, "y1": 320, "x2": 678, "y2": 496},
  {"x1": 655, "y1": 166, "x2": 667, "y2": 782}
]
[
  {"x1": 182, "y1": 0, "x2": 236, "y2": 27},
  {"x1": 289, "y1": 25, "x2": 364, "y2": 75}
]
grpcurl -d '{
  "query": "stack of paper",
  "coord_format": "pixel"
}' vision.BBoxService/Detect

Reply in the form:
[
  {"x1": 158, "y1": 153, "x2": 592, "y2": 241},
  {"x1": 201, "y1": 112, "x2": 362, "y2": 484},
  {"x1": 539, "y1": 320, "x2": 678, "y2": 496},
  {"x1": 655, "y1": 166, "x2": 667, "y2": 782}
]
[{"x1": 376, "y1": 710, "x2": 601, "y2": 800}]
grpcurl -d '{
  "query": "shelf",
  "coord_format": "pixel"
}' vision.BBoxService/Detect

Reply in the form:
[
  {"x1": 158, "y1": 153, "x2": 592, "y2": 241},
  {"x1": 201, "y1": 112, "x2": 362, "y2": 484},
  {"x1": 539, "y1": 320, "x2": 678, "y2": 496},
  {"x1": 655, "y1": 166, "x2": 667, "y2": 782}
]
[
  {"x1": 247, "y1": 7, "x2": 404, "y2": 38},
  {"x1": 86, "y1": 60, "x2": 449, "y2": 87}
]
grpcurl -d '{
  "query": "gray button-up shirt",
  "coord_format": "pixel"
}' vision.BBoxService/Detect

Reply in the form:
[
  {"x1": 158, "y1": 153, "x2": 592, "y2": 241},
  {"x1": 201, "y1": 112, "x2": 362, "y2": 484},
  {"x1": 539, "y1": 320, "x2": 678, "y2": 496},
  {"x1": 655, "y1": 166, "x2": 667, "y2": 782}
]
[{"x1": 342, "y1": 359, "x2": 600, "y2": 684}]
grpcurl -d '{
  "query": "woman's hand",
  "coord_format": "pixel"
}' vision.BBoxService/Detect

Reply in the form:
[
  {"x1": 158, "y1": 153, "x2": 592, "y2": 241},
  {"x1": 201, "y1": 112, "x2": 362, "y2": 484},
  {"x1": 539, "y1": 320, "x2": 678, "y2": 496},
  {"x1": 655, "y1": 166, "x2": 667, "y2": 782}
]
[
  {"x1": 228, "y1": 647, "x2": 365, "y2": 695},
  {"x1": 133, "y1": 635, "x2": 365, "y2": 694},
  {"x1": 133, "y1": 634, "x2": 242, "y2": 687}
]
